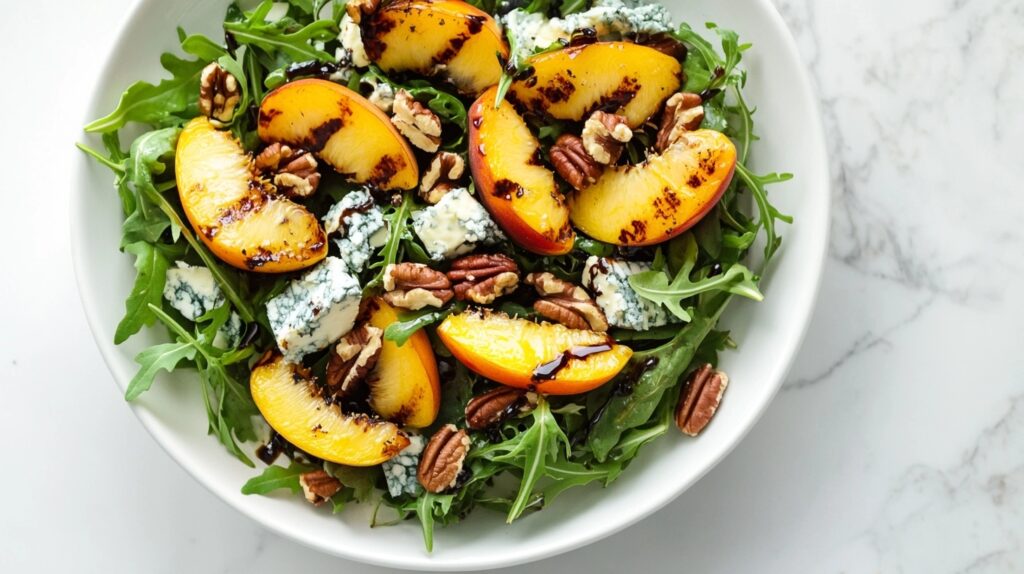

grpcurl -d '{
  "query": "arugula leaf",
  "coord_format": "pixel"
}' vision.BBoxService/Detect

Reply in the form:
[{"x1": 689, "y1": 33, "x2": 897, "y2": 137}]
[
  {"x1": 223, "y1": 1, "x2": 337, "y2": 63},
  {"x1": 587, "y1": 293, "x2": 731, "y2": 461},
  {"x1": 735, "y1": 163, "x2": 794, "y2": 264},
  {"x1": 124, "y1": 342, "x2": 197, "y2": 400},
  {"x1": 629, "y1": 234, "x2": 762, "y2": 321},
  {"x1": 324, "y1": 462, "x2": 380, "y2": 502},
  {"x1": 241, "y1": 462, "x2": 315, "y2": 495},
  {"x1": 413, "y1": 492, "x2": 455, "y2": 552},
  {"x1": 383, "y1": 307, "x2": 455, "y2": 347},
  {"x1": 114, "y1": 242, "x2": 170, "y2": 344},
  {"x1": 368, "y1": 192, "x2": 412, "y2": 288}
]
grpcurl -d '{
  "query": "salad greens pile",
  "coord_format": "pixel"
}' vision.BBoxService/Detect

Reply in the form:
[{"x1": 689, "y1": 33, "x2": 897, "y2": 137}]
[{"x1": 79, "y1": 0, "x2": 791, "y2": 552}]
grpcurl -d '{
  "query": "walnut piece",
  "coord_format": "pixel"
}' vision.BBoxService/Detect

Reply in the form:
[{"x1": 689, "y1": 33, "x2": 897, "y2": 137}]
[
  {"x1": 255, "y1": 143, "x2": 322, "y2": 198},
  {"x1": 656, "y1": 92, "x2": 705, "y2": 152},
  {"x1": 420, "y1": 152, "x2": 465, "y2": 204},
  {"x1": 525, "y1": 272, "x2": 608, "y2": 332},
  {"x1": 549, "y1": 134, "x2": 603, "y2": 191},
  {"x1": 199, "y1": 63, "x2": 241, "y2": 126},
  {"x1": 582, "y1": 111, "x2": 632, "y2": 165},
  {"x1": 325, "y1": 324, "x2": 383, "y2": 398},
  {"x1": 417, "y1": 424, "x2": 471, "y2": 493},
  {"x1": 299, "y1": 470, "x2": 343, "y2": 505},
  {"x1": 392, "y1": 89, "x2": 442, "y2": 152},
  {"x1": 675, "y1": 364, "x2": 729, "y2": 436},
  {"x1": 447, "y1": 254, "x2": 520, "y2": 305},
  {"x1": 345, "y1": 0, "x2": 380, "y2": 23},
  {"x1": 383, "y1": 263, "x2": 454, "y2": 310},
  {"x1": 465, "y1": 387, "x2": 537, "y2": 430}
]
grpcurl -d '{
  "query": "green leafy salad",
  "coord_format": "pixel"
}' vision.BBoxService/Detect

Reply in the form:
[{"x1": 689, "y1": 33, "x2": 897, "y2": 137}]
[{"x1": 78, "y1": 0, "x2": 791, "y2": 552}]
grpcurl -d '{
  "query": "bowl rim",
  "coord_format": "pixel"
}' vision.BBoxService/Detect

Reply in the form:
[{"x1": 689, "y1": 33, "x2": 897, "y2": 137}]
[{"x1": 70, "y1": 0, "x2": 831, "y2": 569}]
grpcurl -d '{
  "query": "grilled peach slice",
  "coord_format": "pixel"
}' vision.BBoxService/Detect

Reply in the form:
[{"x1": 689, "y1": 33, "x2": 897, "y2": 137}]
[
  {"x1": 569, "y1": 129, "x2": 737, "y2": 246},
  {"x1": 361, "y1": 0, "x2": 507, "y2": 95},
  {"x1": 250, "y1": 354, "x2": 409, "y2": 466},
  {"x1": 366, "y1": 299, "x2": 441, "y2": 428},
  {"x1": 436, "y1": 310, "x2": 632, "y2": 395},
  {"x1": 508, "y1": 42, "x2": 680, "y2": 128},
  {"x1": 176, "y1": 117, "x2": 327, "y2": 273},
  {"x1": 468, "y1": 87, "x2": 573, "y2": 255},
  {"x1": 258, "y1": 79, "x2": 418, "y2": 190}
]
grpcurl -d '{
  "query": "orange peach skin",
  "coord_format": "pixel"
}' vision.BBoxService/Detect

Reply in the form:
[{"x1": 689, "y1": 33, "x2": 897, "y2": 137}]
[
  {"x1": 366, "y1": 299, "x2": 441, "y2": 428},
  {"x1": 508, "y1": 42, "x2": 681, "y2": 128},
  {"x1": 468, "y1": 87, "x2": 574, "y2": 255},
  {"x1": 250, "y1": 354, "x2": 409, "y2": 466},
  {"x1": 258, "y1": 79, "x2": 418, "y2": 190},
  {"x1": 436, "y1": 311, "x2": 633, "y2": 395},
  {"x1": 570, "y1": 130, "x2": 737, "y2": 246},
  {"x1": 176, "y1": 117, "x2": 327, "y2": 273},
  {"x1": 361, "y1": 0, "x2": 508, "y2": 95}
]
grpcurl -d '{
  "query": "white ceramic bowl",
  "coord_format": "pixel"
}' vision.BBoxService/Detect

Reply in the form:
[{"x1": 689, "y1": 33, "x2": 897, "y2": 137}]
[{"x1": 72, "y1": 0, "x2": 829, "y2": 569}]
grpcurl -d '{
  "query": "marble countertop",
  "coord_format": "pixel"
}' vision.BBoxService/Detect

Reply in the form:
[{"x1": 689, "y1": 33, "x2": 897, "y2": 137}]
[{"x1": 3, "y1": 0, "x2": 1022, "y2": 571}]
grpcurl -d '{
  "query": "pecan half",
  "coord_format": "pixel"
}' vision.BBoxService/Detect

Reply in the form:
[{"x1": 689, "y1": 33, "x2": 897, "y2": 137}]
[
  {"x1": 417, "y1": 424, "x2": 471, "y2": 493},
  {"x1": 549, "y1": 134, "x2": 603, "y2": 191},
  {"x1": 383, "y1": 263, "x2": 454, "y2": 310},
  {"x1": 447, "y1": 254, "x2": 520, "y2": 305},
  {"x1": 325, "y1": 324, "x2": 383, "y2": 398},
  {"x1": 199, "y1": 63, "x2": 241, "y2": 126},
  {"x1": 675, "y1": 364, "x2": 729, "y2": 436},
  {"x1": 299, "y1": 470, "x2": 342, "y2": 505},
  {"x1": 345, "y1": 0, "x2": 379, "y2": 23},
  {"x1": 582, "y1": 111, "x2": 633, "y2": 165},
  {"x1": 656, "y1": 92, "x2": 705, "y2": 152},
  {"x1": 392, "y1": 89, "x2": 442, "y2": 152},
  {"x1": 465, "y1": 387, "x2": 537, "y2": 430},
  {"x1": 420, "y1": 151, "x2": 465, "y2": 204},
  {"x1": 525, "y1": 272, "x2": 608, "y2": 332},
  {"x1": 255, "y1": 143, "x2": 321, "y2": 198}
]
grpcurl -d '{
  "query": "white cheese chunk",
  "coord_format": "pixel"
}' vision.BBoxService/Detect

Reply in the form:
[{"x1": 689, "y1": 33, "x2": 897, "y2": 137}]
[
  {"x1": 583, "y1": 256, "x2": 675, "y2": 331},
  {"x1": 339, "y1": 14, "x2": 370, "y2": 68},
  {"x1": 502, "y1": 0, "x2": 674, "y2": 63},
  {"x1": 382, "y1": 434, "x2": 425, "y2": 497},
  {"x1": 163, "y1": 261, "x2": 224, "y2": 320},
  {"x1": 323, "y1": 189, "x2": 388, "y2": 273},
  {"x1": 412, "y1": 187, "x2": 505, "y2": 260},
  {"x1": 265, "y1": 257, "x2": 362, "y2": 361}
]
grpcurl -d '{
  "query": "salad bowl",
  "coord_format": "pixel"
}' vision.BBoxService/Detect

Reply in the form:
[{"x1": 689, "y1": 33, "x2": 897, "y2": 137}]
[{"x1": 71, "y1": 0, "x2": 829, "y2": 569}]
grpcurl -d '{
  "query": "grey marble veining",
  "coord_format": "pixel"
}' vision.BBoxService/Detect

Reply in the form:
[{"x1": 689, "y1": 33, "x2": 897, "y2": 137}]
[{"x1": 1, "y1": 0, "x2": 1022, "y2": 572}]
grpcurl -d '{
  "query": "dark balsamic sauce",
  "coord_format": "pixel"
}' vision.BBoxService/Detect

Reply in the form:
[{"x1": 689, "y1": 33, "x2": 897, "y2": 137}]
[
  {"x1": 285, "y1": 60, "x2": 341, "y2": 81},
  {"x1": 531, "y1": 343, "x2": 614, "y2": 381}
]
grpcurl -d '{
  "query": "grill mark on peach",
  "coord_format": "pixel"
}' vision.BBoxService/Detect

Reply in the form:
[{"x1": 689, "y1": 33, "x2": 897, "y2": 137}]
[
  {"x1": 584, "y1": 76, "x2": 640, "y2": 117},
  {"x1": 368, "y1": 154, "x2": 403, "y2": 186},
  {"x1": 361, "y1": 13, "x2": 398, "y2": 60},
  {"x1": 305, "y1": 117, "x2": 345, "y2": 152},
  {"x1": 217, "y1": 193, "x2": 268, "y2": 228},
  {"x1": 493, "y1": 178, "x2": 523, "y2": 200},
  {"x1": 537, "y1": 74, "x2": 576, "y2": 104},
  {"x1": 618, "y1": 220, "x2": 647, "y2": 244},
  {"x1": 258, "y1": 107, "x2": 282, "y2": 128},
  {"x1": 652, "y1": 187, "x2": 682, "y2": 219}
]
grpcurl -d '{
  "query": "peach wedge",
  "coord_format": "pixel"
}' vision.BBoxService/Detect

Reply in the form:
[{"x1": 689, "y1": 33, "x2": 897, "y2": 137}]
[
  {"x1": 569, "y1": 129, "x2": 737, "y2": 246},
  {"x1": 250, "y1": 354, "x2": 410, "y2": 466},
  {"x1": 436, "y1": 310, "x2": 633, "y2": 395},
  {"x1": 365, "y1": 299, "x2": 441, "y2": 428},
  {"x1": 468, "y1": 86, "x2": 574, "y2": 255},
  {"x1": 258, "y1": 79, "x2": 418, "y2": 190},
  {"x1": 361, "y1": 0, "x2": 507, "y2": 95},
  {"x1": 176, "y1": 117, "x2": 327, "y2": 273},
  {"x1": 508, "y1": 41, "x2": 681, "y2": 128}
]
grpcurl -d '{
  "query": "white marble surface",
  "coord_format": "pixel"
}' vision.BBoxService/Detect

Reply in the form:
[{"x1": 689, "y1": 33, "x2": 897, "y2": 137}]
[{"x1": 2, "y1": 0, "x2": 1023, "y2": 572}]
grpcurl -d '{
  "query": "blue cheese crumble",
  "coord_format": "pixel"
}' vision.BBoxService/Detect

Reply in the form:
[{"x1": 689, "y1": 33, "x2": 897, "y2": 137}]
[
  {"x1": 162, "y1": 261, "x2": 243, "y2": 348},
  {"x1": 583, "y1": 256, "x2": 675, "y2": 331},
  {"x1": 323, "y1": 189, "x2": 388, "y2": 274},
  {"x1": 382, "y1": 433, "x2": 425, "y2": 497},
  {"x1": 412, "y1": 187, "x2": 505, "y2": 260},
  {"x1": 502, "y1": 0, "x2": 674, "y2": 63},
  {"x1": 163, "y1": 261, "x2": 224, "y2": 320},
  {"x1": 265, "y1": 257, "x2": 362, "y2": 361}
]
